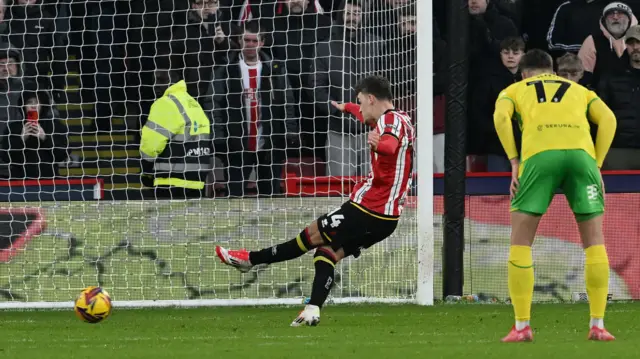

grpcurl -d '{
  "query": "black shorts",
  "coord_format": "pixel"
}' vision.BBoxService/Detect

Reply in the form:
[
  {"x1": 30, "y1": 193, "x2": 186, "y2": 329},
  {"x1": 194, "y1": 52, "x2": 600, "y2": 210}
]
[{"x1": 316, "y1": 201, "x2": 398, "y2": 258}]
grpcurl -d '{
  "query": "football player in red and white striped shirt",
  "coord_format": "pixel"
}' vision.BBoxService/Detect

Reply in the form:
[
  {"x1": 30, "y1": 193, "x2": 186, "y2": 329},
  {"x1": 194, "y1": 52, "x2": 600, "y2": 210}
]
[
  {"x1": 339, "y1": 96, "x2": 415, "y2": 218},
  {"x1": 215, "y1": 76, "x2": 413, "y2": 326}
]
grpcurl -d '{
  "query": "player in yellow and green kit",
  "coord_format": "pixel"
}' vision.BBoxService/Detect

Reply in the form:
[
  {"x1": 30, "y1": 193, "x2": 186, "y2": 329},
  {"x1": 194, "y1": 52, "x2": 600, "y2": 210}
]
[{"x1": 493, "y1": 49, "x2": 617, "y2": 342}]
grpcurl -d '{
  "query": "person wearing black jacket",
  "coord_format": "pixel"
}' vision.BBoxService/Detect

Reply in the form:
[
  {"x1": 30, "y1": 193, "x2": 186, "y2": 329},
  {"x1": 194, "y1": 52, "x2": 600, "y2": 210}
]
[
  {"x1": 468, "y1": 0, "x2": 519, "y2": 82},
  {"x1": 1, "y1": 90, "x2": 68, "y2": 179},
  {"x1": 172, "y1": 0, "x2": 239, "y2": 107},
  {"x1": 8, "y1": 0, "x2": 56, "y2": 91},
  {"x1": 313, "y1": 0, "x2": 384, "y2": 176},
  {"x1": 212, "y1": 21, "x2": 296, "y2": 196},
  {"x1": 433, "y1": 18, "x2": 447, "y2": 174},
  {"x1": 387, "y1": 4, "x2": 417, "y2": 116},
  {"x1": 547, "y1": 0, "x2": 606, "y2": 54},
  {"x1": 267, "y1": 0, "x2": 332, "y2": 155},
  {"x1": 469, "y1": 36, "x2": 523, "y2": 171},
  {"x1": 597, "y1": 25, "x2": 640, "y2": 169}
]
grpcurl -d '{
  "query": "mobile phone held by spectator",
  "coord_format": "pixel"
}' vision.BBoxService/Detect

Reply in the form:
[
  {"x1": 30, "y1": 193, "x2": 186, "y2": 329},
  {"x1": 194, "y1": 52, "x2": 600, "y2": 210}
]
[{"x1": 26, "y1": 109, "x2": 38, "y2": 123}]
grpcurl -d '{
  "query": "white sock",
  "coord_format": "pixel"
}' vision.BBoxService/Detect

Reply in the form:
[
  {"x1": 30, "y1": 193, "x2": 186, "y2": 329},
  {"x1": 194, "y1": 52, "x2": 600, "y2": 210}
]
[
  {"x1": 305, "y1": 304, "x2": 320, "y2": 313},
  {"x1": 515, "y1": 320, "x2": 529, "y2": 331},
  {"x1": 590, "y1": 317, "x2": 604, "y2": 329}
]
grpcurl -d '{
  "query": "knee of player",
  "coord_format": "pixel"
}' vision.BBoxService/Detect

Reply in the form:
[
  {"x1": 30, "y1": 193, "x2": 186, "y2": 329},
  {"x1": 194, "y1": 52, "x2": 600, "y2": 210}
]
[
  {"x1": 307, "y1": 221, "x2": 325, "y2": 247},
  {"x1": 314, "y1": 246, "x2": 343, "y2": 266}
]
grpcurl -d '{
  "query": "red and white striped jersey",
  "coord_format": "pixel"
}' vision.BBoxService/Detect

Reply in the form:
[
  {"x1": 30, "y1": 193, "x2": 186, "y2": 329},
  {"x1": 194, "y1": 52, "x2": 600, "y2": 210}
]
[{"x1": 350, "y1": 109, "x2": 415, "y2": 217}]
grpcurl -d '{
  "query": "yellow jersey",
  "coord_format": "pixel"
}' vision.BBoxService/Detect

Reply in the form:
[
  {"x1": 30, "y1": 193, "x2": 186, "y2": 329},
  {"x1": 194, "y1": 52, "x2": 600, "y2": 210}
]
[{"x1": 493, "y1": 73, "x2": 616, "y2": 167}]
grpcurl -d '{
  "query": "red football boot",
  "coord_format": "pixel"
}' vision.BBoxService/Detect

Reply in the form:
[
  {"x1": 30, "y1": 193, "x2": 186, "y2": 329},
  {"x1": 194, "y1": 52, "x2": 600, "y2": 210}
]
[
  {"x1": 215, "y1": 246, "x2": 253, "y2": 273},
  {"x1": 588, "y1": 326, "x2": 615, "y2": 341},
  {"x1": 501, "y1": 325, "x2": 534, "y2": 342}
]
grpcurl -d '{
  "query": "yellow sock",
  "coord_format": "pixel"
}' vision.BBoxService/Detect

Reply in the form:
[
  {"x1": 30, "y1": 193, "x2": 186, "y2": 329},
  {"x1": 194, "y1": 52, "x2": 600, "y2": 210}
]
[
  {"x1": 585, "y1": 245, "x2": 609, "y2": 320},
  {"x1": 508, "y1": 245, "x2": 534, "y2": 322}
]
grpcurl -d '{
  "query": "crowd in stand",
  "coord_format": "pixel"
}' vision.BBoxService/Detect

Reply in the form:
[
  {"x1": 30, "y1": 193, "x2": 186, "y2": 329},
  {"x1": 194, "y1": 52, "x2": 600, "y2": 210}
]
[
  {"x1": 442, "y1": 0, "x2": 640, "y2": 172},
  {"x1": 0, "y1": 0, "x2": 639, "y2": 196}
]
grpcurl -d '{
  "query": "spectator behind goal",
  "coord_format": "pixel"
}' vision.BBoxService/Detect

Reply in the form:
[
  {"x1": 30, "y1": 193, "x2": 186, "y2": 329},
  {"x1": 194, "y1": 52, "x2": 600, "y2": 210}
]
[
  {"x1": 578, "y1": 2, "x2": 637, "y2": 89},
  {"x1": 8, "y1": 0, "x2": 56, "y2": 92},
  {"x1": 1, "y1": 90, "x2": 68, "y2": 179},
  {"x1": 469, "y1": 36, "x2": 524, "y2": 172},
  {"x1": 211, "y1": 21, "x2": 296, "y2": 197},
  {"x1": 556, "y1": 52, "x2": 585, "y2": 83},
  {"x1": 172, "y1": 0, "x2": 238, "y2": 108},
  {"x1": 468, "y1": 0, "x2": 518, "y2": 83},
  {"x1": 597, "y1": 24, "x2": 640, "y2": 169},
  {"x1": 433, "y1": 18, "x2": 447, "y2": 174},
  {"x1": 547, "y1": 0, "x2": 609, "y2": 54},
  {"x1": 313, "y1": 0, "x2": 385, "y2": 177},
  {"x1": 267, "y1": 0, "x2": 332, "y2": 154}
]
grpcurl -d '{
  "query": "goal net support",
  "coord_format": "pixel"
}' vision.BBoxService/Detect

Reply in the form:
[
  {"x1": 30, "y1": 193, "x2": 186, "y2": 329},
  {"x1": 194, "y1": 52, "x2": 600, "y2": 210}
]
[{"x1": 0, "y1": 0, "x2": 434, "y2": 308}]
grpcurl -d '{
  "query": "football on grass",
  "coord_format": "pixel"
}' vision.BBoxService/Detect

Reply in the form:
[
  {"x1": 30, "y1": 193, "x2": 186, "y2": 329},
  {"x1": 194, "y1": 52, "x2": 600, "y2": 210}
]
[{"x1": 74, "y1": 286, "x2": 112, "y2": 323}]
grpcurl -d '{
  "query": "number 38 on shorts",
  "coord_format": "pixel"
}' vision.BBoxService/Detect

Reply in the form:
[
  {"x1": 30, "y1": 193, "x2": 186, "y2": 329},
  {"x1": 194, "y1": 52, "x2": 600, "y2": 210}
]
[{"x1": 510, "y1": 149, "x2": 604, "y2": 222}]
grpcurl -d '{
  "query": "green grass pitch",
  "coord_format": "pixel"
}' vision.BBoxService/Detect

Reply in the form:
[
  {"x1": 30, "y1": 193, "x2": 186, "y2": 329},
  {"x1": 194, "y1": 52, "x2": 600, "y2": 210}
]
[{"x1": 2, "y1": 303, "x2": 640, "y2": 358}]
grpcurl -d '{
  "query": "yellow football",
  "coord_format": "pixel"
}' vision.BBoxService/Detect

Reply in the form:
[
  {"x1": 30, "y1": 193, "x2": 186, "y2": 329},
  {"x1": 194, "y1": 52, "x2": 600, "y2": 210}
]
[{"x1": 74, "y1": 286, "x2": 112, "y2": 323}]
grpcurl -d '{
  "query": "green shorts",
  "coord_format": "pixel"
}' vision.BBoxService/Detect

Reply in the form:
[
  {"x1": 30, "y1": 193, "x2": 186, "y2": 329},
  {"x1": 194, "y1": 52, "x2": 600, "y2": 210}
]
[{"x1": 511, "y1": 150, "x2": 604, "y2": 221}]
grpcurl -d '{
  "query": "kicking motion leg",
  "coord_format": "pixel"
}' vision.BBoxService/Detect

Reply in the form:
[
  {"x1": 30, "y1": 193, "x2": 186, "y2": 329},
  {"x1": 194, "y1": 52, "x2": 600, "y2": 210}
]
[
  {"x1": 578, "y1": 214, "x2": 615, "y2": 341},
  {"x1": 292, "y1": 246, "x2": 345, "y2": 327},
  {"x1": 215, "y1": 220, "x2": 325, "y2": 272},
  {"x1": 502, "y1": 211, "x2": 539, "y2": 343}
]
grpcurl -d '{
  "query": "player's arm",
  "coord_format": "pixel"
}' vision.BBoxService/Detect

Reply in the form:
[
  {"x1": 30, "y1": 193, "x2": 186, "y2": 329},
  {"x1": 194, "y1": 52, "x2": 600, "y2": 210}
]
[
  {"x1": 373, "y1": 133, "x2": 399, "y2": 155},
  {"x1": 587, "y1": 96, "x2": 617, "y2": 168},
  {"x1": 330, "y1": 101, "x2": 375, "y2": 128},
  {"x1": 493, "y1": 96, "x2": 519, "y2": 161},
  {"x1": 371, "y1": 114, "x2": 402, "y2": 155}
]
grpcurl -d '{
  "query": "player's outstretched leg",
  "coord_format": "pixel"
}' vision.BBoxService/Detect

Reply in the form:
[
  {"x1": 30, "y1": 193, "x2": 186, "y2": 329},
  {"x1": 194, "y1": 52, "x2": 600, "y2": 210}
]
[
  {"x1": 502, "y1": 211, "x2": 539, "y2": 343},
  {"x1": 577, "y1": 214, "x2": 615, "y2": 341},
  {"x1": 291, "y1": 246, "x2": 344, "y2": 327},
  {"x1": 215, "y1": 221, "x2": 323, "y2": 272}
]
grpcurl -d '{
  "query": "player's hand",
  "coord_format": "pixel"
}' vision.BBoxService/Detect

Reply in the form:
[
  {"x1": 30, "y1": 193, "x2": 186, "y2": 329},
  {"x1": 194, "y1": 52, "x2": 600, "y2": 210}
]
[
  {"x1": 330, "y1": 101, "x2": 346, "y2": 113},
  {"x1": 510, "y1": 176, "x2": 519, "y2": 200},
  {"x1": 509, "y1": 159, "x2": 520, "y2": 200},
  {"x1": 367, "y1": 130, "x2": 380, "y2": 151}
]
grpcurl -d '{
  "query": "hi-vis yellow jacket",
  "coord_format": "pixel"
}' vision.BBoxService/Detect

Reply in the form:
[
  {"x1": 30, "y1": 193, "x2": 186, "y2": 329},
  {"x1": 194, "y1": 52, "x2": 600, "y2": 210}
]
[{"x1": 140, "y1": 80, "x2": 212, "y2": 190}]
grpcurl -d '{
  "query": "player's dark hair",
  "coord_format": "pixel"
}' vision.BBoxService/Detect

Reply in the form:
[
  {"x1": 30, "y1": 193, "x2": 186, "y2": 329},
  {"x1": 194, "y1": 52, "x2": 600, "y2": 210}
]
[
  {"x1": 355, "y1": 75, "x2": 393, "y2": 101},
  {"x1": 518, "y1": 49, "x2": 554, "y2": 71},
  {"x1": 500, "y1": 36, "x2": 525, "y2": 52}
]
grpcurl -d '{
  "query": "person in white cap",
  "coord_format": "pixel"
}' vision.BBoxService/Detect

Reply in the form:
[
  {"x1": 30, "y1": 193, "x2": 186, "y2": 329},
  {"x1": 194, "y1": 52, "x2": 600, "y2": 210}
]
[
  {"x1": 596, "y1": 24, "x2": 640, "y2": 170},
  {"x1": 578, "y1": 1, "x2": 638, "y2": 88}
]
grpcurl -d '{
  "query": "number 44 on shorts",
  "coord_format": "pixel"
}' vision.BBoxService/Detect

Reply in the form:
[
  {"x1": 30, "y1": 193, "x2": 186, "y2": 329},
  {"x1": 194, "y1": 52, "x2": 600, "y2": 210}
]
[
  {"x1": 586, "y1": 184, "x2": 599, "y2": 201},
  {"x1": 325, "y1": 207, "x2": 345, "y2": 229},
  {"x1": 329, "y1": 214, "x2": 344, "y2": 228},
  {"x1": 320, "y1": 215, "x2": 343, "y2": 228}
]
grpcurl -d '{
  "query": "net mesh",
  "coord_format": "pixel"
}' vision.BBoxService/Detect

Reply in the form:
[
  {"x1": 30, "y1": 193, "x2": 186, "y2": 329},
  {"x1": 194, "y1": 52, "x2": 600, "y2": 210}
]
[{"x1": 0, "y1": 0, "x2": 422, "y2": 304}]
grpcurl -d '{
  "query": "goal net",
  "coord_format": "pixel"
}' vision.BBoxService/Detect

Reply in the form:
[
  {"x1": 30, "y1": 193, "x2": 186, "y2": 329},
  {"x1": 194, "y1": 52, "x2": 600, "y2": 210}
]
[{"x1": 0, "y1": 0, "x2": 433, "y2": 308}]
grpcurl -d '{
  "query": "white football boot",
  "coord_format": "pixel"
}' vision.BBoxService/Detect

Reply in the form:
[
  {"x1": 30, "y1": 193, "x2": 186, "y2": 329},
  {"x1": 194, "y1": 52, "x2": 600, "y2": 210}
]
[{"x1": 291, "y1": 305, "x2": 321, "y2": 327}]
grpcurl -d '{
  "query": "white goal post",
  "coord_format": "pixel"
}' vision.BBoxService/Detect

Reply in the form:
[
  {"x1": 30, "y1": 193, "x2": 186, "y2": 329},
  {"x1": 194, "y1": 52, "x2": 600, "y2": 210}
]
[{"x1": 0, "y1": 0, "x2": 433, "y2": 309}]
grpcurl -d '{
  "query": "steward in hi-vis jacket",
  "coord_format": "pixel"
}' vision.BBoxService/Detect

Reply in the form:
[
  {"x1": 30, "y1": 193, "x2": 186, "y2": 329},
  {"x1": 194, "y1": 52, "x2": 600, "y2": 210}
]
[{"x1": 140, "y1": 78, "x2": 212, "y2": 197}]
